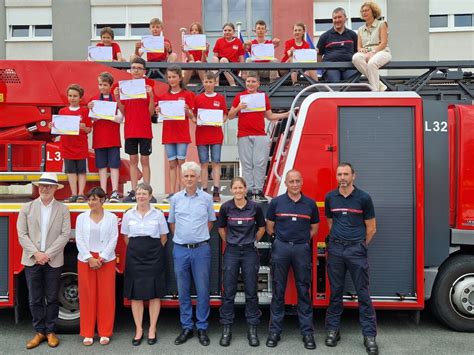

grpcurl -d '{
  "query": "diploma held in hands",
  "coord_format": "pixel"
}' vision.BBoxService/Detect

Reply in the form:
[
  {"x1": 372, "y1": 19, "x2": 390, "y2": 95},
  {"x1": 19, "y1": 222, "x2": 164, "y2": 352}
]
[
  {"x1": 89, "y1": 100, "x2": 118, "y2": 121},
  {"x1": 293, "y1": 49, "x2": 317, "y2": 63},
  {"x1": 184, "y1": 34, "x2": 207, "y2": 51},
  {"x1": 51, "y1": 115, "x2": 81, "y2": 135},
  {"x1": 158, "y1": 100, "x2": 186, "y2": 121},
  {"x1": 251, "y1": 43, "x2": 275, "y2": 61},
  {"x1": 141, "y1": 35, "x2": 164, "y2": 53},
  {"x1": 119, "y1": 79, "x2": 147, "y2": 100},
  {"x1": 88, "y1": 46, "x2": 113, "y2": 61},
  {"x1": 197, "y1": 109, "x2": 224, "y2": 126},
  {"x1": 240, "y1": 93, "x2": 266, "y2": 113}
]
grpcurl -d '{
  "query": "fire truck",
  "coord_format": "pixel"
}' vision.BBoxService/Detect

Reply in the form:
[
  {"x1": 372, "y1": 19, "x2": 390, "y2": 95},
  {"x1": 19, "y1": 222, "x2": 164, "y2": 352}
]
[{"x1": 0, "y1": 60, "x2": 473, "y2": 333}]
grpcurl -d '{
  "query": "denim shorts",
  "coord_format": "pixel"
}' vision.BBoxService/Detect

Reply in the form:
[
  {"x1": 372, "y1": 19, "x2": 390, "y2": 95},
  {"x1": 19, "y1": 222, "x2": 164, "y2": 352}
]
[
  {"x1": 165, "y1": 143, "x2": 188, "y2": 161},
  {"x1": 197, "y1": 144, "x2": 222, "y2": 164}
]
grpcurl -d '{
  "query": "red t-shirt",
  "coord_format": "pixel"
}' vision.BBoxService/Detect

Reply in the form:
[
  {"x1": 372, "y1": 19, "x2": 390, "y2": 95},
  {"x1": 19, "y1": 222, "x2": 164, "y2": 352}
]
[
  {"x1": 146, "y1": 38, "x2": 172, "y2": 62},
  {"x1": 281, "y1": 39, "x2": 310, "y2": 63},
  {"x1": 96, "y1": 42, "x2": 122, "y2": 60},
  {"x1": 232, "y1": 90, "x2": 271, "y2": 137},
  {"x1": 213, "y1": 37, "x2": 245, "y2": 63},
  {"x1": 194, "y1": 93, "x2": 228, "y2": 145},
  {"x1": 157, "y1": 90, "x2": 195, "y2": 144},
  {"x1": 122, "y1": 78, "x2": 154, "y2": 139},
  {"x1": 89, "y1": 94, "x2": 121, "y2": 149},
  {"x1": 58, "y1": 106, "x2": 91, "y2": 160},
  {"x1": 188, "y1": 48, "x2": 209, "y2": 62},
  {"x1": 248, "y1": 39, "x2": 274, "y2": 63}
]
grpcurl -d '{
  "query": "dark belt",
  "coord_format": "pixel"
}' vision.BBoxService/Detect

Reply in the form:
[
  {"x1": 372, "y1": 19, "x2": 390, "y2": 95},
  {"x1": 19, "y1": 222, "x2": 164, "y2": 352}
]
[
  {"x1": 330, "y1": 237, "x2": 363, "y2": 245},
  {"x1": 276, "y1": 237, "x2": 308, "y2": 246},
  {"x1": 175, "y1": 240, "x2": 209, "y2": 249},
  {"x1": 226, "y1": 242, "x2": 255, "y2": 248}
]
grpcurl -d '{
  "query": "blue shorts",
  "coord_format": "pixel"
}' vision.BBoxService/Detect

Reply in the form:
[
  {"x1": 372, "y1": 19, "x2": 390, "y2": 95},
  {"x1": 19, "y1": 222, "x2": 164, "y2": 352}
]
[
  {"x1": 165, "y1": 143, "x2": 188, "y2": 161},
  {"x1": 197, "y1": 144, "x2": 222, "y2": 164},
  {"x1": 94, "y1": 147, "x2": 121, "y2": 169}
]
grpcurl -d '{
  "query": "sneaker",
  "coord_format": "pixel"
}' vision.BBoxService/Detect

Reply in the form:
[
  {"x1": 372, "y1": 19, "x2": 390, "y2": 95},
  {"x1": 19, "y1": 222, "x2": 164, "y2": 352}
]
[
  {"x1": 254, "y1": 191, "x2": 268, "y2": 203},
  {"x1": 246, "y1": 191, "x2": 254, "y2": 200},
  {"x1": 123, "y1": 190, "x2": 136, "y2": 203},
  {"x1": 109, "y1": 190, "x2": 121, "y2": 203},
  {"x1": 76, "y1": 195, "x2": 87, "y2": 203},
  {"x1": 212, "y1": 186, "x2": 221, "y2": 203},
  {"x1": 162, "y1": 193, "x2": 174, "y2": 204},
  {"x1": 64, "y1": 195, "x2": 78, "y2": 203},
  {"x1": 150, "y1": 195, "x2": 157, "y2": 203}
]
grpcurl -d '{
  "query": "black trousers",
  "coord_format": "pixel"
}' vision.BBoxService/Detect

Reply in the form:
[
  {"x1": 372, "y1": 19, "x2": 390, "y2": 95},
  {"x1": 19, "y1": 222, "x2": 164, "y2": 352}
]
[{"x1": 24, "y1": 264, "x2": 62, "y2": 334}]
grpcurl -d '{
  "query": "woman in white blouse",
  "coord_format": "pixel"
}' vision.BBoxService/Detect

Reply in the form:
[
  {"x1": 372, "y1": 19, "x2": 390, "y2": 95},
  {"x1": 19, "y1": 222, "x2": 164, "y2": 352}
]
[
  {"x1": 76, "y1": 187, "x2": 118, "y2": 346},
  {"x1": 121, "y1": 183, "x2": 169, "y2": 346}
]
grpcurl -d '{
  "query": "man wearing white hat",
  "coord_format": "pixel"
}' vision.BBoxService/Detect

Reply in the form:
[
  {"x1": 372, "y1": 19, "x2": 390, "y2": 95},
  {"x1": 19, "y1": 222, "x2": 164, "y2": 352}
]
[{"x1": 17, "y1": 173, "x2": 71, "y2": 349}]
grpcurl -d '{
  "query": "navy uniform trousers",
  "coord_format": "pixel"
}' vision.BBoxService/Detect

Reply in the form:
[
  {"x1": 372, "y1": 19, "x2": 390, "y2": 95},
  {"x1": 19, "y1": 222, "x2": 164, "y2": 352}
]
[
  {"x1": 269, "y1": 239, "x2": 313, "y2": 335},
  {"x1": 325, "y1": 238, "x2": 377, "y2": 336}
]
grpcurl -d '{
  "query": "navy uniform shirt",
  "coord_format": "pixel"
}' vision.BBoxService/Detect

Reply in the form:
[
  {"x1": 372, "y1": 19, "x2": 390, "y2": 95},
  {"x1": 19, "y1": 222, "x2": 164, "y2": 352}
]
[
  {"x1": 218, "y1": 199, "x2": 265, "y2": 245},
  {"x1": 325, "y1": 186, "x2": 375, "y2": 242},
  {"x1": 316, "y1": 27, "x2": 358, "y2": 62},
  {"x1": 266, "y1": 193, "x2": 320, "y2": 244}
]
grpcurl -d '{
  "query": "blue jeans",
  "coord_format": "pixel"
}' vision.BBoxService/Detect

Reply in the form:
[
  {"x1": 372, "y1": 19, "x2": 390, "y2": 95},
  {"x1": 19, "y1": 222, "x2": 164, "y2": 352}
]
[
  {"x1": 165, "y1": 143, "x2": 188, "y2": 161},
  {"x1": 324, "y1": 69, "x2": 358, "y2": 82},
  {"x1": 197, "y1": 144, "x2": 222, "y2": 164},
  {"x1": 173, "y1": 242, "x2": 211, "y2": 330}
]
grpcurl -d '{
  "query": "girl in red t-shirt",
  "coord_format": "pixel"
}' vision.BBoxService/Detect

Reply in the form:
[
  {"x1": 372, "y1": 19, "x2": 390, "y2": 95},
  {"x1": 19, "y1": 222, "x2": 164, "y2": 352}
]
[
  {"x1": 281, "y1": 22, "x2": 318, "y2": 85},
  {"x1": 211, "y1": 22, "x2": 245, "y2": 86},
  {"x1": 155, "y1": 66, "x2": 195, "y2": 202},
  {"x1": 183, "y1": 22, "x2": 210, "y2": 85}
]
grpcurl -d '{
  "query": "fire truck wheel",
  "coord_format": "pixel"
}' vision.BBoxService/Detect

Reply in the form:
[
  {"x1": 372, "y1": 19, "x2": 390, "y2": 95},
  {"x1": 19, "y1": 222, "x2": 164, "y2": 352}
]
[
  {"x1": 56, "y1": 263, "x2": 80, "y2": 333},
  {"x1": 431, "y1": 254, "x2": 474, "y2": 332}
]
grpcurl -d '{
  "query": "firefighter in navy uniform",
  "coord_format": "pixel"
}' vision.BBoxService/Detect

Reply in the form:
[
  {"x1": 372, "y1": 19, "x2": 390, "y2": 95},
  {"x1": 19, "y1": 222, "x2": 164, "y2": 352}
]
[
  {"x1": 265, "y1": 170, "x2": 319, "y2": 350},
  {"x1": 324, "y1": 162, "x2": 378, "y2": 355}
]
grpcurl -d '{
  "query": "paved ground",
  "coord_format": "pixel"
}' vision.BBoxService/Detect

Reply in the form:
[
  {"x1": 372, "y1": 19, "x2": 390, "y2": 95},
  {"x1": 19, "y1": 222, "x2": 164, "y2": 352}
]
[{"x1": 0, "y1": 306, "x2": 472, "y2": 355}]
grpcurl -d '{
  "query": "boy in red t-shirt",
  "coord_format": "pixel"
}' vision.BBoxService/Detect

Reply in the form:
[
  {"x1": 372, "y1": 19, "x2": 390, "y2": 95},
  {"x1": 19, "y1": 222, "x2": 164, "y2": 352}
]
[
  {"x1": 193, "y1": 72, "x2": 228, "y2": 202},
  {"x1": 114, "y1": 58, "x2": 156, "y2": 203},
  {"x1": 88, "y1": 72, "x2": 123, "y2": 202},
  {"x1": 57, "y1": 84, "x2": 92, "y2": 203},
  {"x1": 228, "y1": 72, "x2": 289, "y2": 202},
  {"x1": 132, "y1": 18, "x2": 177, "y2": 63},
  {"x1": 96, "y1": 27, "x2": 124, "y2": 62},
  {"x1": 182, "y1": 22, "x2": 210, "y2": 85}
]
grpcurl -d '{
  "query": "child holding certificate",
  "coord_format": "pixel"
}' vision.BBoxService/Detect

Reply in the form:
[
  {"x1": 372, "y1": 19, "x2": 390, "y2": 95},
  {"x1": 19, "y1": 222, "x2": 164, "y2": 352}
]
[
  {"x1": 228, "y1": 72, "x2": 289, "y2": 203},
  {"x1": 96, "y1": 27, "x2": 124, "y2": 62},
  {"x1": 132, "y1": 18, "x2": 177, "y2": 63},
  {"x1": 58, "y1": 84, "x2": 92, "y2": 203},
  {"x1": 182, "y1": 22, "x2": 209, "y2": 85},
  {"x1": 155, "y1": 65, "x2": 195, "y2": 203},
  {"x1": 88, "y1": 72, "x2": 123, "y2": 203},
  {"x1": 193, "y1": 72, "x2": 228, "y2": 202}
]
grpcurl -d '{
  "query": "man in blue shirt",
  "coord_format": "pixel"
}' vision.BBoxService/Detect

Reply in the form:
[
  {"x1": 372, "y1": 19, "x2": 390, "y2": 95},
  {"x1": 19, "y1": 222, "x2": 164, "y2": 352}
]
[
  {"x1": 324, "y1": 163, "x2": 378, "y2": 355},
  {"x1": 265, "y1": 170, "x2": 319, "y2": 350},
  {"x1": 168, "y1": 161, "x2": 216, "y2": 347}
]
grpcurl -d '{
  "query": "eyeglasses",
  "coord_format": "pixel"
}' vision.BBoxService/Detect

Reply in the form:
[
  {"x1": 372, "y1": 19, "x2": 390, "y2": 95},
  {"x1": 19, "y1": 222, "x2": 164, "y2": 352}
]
[{"x1": 131, "y1": 66, "x2": 145, "y2": 71}]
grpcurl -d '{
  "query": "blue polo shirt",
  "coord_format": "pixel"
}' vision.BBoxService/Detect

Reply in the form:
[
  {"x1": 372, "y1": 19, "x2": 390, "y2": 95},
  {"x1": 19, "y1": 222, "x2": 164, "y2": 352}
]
[
  {"x1": 218, "y1": 199, "x2": 265, "y2": 245},
  {"x1": 316, "y1": 27, "x2": 358, "y2": 62},
  {"x1": 168, "y1": 189, "x2": 216, "y2": 244},
  {"x1": 325, "y1": 186, "x2": 375, "y2": 242},
  {"x1": 266, "y1": 193, "x2": 319, "y2": 244}
]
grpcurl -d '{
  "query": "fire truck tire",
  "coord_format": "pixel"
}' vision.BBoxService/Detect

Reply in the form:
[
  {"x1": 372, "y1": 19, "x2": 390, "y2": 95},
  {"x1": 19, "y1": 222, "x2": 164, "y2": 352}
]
[
  {"x1": 55, "y1": 258, "x2": 80, "y2": 333},
  {"x1": 431, "y1": 254, "x2": 474, "y2": 332}
]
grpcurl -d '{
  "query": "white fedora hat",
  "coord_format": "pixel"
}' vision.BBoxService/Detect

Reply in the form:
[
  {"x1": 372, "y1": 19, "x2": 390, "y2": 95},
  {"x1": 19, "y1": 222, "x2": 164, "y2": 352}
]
[{"x1": 32, "y1": 173, "x2": 64, "y2": 189}]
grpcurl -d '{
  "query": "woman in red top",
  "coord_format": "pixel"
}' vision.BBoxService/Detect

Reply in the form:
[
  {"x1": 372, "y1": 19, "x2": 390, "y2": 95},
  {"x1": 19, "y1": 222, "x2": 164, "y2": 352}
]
[
  {"x1": 281, "y1": 22, "x2": 318, "y2": 85},
  {"x1": 183, "y1": 22, "x2": 210, "y2": 85},
  {"x1": 211, "y1": 22, "x2": 245, "y2": 86},
  {"x1": 155, "y1": 66, "x2": 195, "y2": 202},
  {"x1": 96, "y1": 27, "x2": 124, "y2": 62}
]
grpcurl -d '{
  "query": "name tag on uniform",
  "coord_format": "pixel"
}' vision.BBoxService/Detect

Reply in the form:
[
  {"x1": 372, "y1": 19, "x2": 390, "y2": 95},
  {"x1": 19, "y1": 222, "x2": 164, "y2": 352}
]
[
  {"x1": 238, "y1": 220, "x2": 243, "y2": 225},
  {"x1": 292, "y1": 217, "x2": 297, "y2": 221}
]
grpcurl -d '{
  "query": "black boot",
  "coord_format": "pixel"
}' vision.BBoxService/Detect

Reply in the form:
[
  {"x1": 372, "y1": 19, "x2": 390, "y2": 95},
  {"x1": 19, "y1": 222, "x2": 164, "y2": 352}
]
[
  {"x1": 247, "y1": 325, "x2": 260, "y2": 347},
  {"x1": 364, "y1": 336, "x2": 379, "y2": 355},
  {"x1": 219, "y1": 325, "x2": 232, "y2": 347}
]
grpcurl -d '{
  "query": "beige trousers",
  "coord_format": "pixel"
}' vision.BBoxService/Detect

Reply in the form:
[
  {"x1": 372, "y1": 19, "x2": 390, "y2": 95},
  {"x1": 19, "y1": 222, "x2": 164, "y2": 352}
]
[{"x1": 352, "y1": 51, "x2": 392, "y2": 91}]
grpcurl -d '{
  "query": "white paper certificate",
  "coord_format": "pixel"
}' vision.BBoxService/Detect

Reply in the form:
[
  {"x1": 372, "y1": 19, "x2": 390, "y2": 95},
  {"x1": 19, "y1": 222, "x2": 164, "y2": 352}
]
[
  {"x1": 51, "y1": 115, "x2": 81, "y2": 135},
  {"x1": 293, "y1": 49, "x2": 318, "y2": 63},
  {"x1": 158, "y1": 100, "x2": 186, "y2": 121},
  {"x1": 88, "y1": 100, "x2": 117, "y2": 121},
  {"x1": 141, "y1": 35, "x2": 164, "y2": 53},
  {"x1": 87, "y1": 46, "x2": 113, "y2": 61},
  {"x1": 184, "y1": 34, "x2": 206, "y2": 51},
  {"x1": 119, "y1": 79, "x2": 146, "y2": 100},
  {"x1": 250, "y1": 43, "x2": 275, "y2": 61},
  {"x1": 197, "y1": 109, "x2": 224, "y2": 126},
  {"x1": 240, "y1": 93, "x2": 266, "y2": 113}
]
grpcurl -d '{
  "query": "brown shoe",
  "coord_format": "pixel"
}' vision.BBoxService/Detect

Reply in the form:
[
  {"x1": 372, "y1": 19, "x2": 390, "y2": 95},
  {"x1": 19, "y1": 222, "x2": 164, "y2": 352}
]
[
  {"x1": 26, "y1": 333, "x2": 46, "y2": 349},
  {"x1": 46, "y1": 333, "x2": 60, "y2": 348}
]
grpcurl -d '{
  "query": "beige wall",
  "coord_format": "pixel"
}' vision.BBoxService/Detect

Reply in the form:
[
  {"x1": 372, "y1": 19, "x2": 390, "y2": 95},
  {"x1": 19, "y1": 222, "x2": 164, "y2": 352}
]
[
  {"x1": 430, "y1": 31, "x2": 474, "y2": 60},
  {"x1": 6, "y1": 41, "x2": 53, "y2": 59}
]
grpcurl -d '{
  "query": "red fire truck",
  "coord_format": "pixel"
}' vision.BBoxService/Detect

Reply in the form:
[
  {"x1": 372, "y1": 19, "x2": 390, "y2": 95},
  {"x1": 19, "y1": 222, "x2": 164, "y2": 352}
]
[{"x1": 0, "y1": 61, "x2": 473, "y2": 333}]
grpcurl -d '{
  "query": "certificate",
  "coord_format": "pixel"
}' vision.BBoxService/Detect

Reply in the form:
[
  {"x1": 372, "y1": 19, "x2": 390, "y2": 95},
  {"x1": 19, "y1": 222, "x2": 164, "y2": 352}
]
[
  {"x1": 250, "y1": 43, "x2": 275, "y2": 61},
  {"x1": 51, "y1": 115, "x2": 81, "y2": 135},
  {"x1": 141, "y1": 35, "x2": 164, "y2": 53},
  {"x1": 87, "y1": 46, "x2": 113, "y2": 61},
  {"x1": 184, "y1": 34, "x2": 206, "y2": 51},
  {"x1": 240, "y1": 93, "x2": 266, "y2": 113},
  {"x1": 293, "y1": 49, "x2": 318, "y2": 63},
  {"x1": 197, "y1": 109, "x2": 224, "y2": 126},
  {"x1": 119, "y1": 79, "x2": 146, "y2": 100},
  {"x1": 88, "y1": 100, "x2": 117, "y2": 121},
  {"x1": 158, "y1": 100, "x2": 186, "y2": 121}
]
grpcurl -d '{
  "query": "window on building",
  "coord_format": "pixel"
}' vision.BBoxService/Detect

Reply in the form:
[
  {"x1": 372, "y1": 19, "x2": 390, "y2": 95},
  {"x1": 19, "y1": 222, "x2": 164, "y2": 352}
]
[
  {"x1": 130, "y1": 24, "x2": 150, "y2": 37},
  {"x1": 315, "y1": 19, "x2": 333, "y2": 32},
  {"x1": 350, "y1": 18, "x2": 365, "y2": 31},
  {"x1": 454, "y1": 14, "x2": 472, "y2": 27},
  {"x1": 10, "y1": 25, "x2": 30, "y2": 38},
  {"x1": 34, "y1": 25, "x2": 52, "y2": 37},
  {"x1": 430, "y1": 15, "x2": 448, "y2": 28},
  {"x1": 95, "y1": 24, "x2": 126, "y2": 37},
  {"x1": 9, "y1": 25, "x2": 52, "y2": 39}
]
